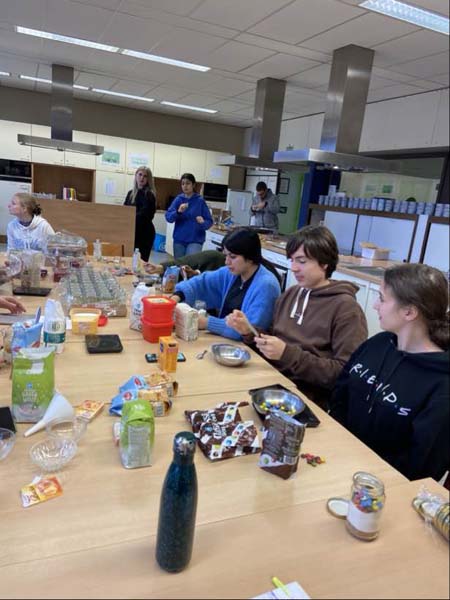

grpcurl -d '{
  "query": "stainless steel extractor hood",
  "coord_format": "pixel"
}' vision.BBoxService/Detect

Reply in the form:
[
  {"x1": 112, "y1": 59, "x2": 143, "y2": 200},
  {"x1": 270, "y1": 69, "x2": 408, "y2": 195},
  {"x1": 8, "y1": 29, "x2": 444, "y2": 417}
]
[
  {"x1": 17, "y1": 65, "x2": 104, "y2": 156},
  {"x1": 219, "y1": 78, "x2": 300, "y2": 171},
  {"x1": 220, "y1": 46, "x2": 399, "y2": 173},
  {"x1": 274, "y1": 45, "x2": 399, "y2": 173}
]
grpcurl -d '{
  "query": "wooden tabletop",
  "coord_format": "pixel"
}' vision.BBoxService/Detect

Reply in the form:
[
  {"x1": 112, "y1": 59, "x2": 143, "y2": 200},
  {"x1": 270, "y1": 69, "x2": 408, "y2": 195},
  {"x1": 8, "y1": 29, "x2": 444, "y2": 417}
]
[{"x1": 0, "y1": 264, "x2": 448, "y2": 599}]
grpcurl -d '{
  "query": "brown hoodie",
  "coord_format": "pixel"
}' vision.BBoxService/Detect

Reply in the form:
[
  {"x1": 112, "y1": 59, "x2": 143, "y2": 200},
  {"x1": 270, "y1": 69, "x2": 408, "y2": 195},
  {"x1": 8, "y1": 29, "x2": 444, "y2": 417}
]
[{"x1": 249, "y1": 280, "x2": 368, "y2": 407}]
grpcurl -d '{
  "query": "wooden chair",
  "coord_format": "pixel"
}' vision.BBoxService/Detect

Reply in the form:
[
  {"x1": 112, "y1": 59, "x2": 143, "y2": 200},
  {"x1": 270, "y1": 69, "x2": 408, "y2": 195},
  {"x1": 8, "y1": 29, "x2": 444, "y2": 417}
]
[{"x1": 86, "y1": 242, "x2": 125, "y2": 257}]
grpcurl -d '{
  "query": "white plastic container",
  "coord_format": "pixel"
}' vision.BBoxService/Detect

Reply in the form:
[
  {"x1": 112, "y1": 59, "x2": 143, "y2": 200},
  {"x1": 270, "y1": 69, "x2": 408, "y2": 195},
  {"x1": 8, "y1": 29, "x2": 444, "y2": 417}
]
[
  {"x1": 130, "y1": 283, "x2": 150, "y2": 331},
  {"x1": 361, "y1": 247, "x2": 390, "y2": 260}
]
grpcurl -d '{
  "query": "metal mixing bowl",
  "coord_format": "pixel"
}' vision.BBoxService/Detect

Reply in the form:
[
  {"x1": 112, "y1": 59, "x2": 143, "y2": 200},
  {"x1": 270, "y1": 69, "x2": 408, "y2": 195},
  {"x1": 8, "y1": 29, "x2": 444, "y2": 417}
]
[
  {"x1": 251, "y1": 389, "x2": 305, "y2": 417},
  {"x1": 211, "y1": 344, "x2": 251, "y2": 367}
]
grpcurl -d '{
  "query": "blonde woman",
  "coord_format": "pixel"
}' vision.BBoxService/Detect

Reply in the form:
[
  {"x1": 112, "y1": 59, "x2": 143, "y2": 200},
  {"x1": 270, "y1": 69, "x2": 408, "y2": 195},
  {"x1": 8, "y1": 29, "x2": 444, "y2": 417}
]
[
  {"x1": 124, "y1": 166, "x2": 156, "y2": 261},
  {"x1": 7, "y1": 193, "x2": 55, "y2": 251}
]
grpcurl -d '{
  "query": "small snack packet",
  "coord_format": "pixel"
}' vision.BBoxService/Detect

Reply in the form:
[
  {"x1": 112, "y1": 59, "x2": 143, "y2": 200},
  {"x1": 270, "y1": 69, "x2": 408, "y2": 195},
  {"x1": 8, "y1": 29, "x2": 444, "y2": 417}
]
[
  {"x1": 109, "y1": 390, "x2": 138, "y2": 417},
  {"x1": 138, "y1": 387, "x2": 172, "y2": 417},
  {"x1": 119, "y1": 375, "x2": 149, "y2": 393},
  {"x1": 259, "y1": 410, "x2": 305, "y2": 480},
  {"x1": 145, "y1": 370, "x2": 178, "y2": 397},
  {"x1": 161, "y1": 265, "x2": 180, "y2": 294},
  {"x1": 75, "y1": 400, "x2": 104, "y2": 422},
  {"x1": 21, "y1": 476, "x2": 63, "y2": 508}
]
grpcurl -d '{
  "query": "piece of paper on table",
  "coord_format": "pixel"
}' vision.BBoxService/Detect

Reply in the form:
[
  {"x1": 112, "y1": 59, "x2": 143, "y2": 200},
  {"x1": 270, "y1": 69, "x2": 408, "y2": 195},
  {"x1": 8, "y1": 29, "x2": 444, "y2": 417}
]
[{"x1": 252, "y1": 581, "x2": 310, "y2": 599}]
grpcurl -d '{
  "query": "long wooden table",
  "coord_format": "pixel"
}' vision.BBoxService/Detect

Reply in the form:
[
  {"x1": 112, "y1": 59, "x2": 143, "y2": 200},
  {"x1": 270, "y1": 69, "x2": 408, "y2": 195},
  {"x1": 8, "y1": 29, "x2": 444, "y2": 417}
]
[{"x1": 0, "y1": 266, "x2": 448, "y2": 599}]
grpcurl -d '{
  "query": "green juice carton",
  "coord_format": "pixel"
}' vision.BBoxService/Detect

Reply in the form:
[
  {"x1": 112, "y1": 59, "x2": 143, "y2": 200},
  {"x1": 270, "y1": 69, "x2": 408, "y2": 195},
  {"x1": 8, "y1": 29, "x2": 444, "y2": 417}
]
[{"x1": 12, "y1": 348, "x2": 55, "y2": 422}]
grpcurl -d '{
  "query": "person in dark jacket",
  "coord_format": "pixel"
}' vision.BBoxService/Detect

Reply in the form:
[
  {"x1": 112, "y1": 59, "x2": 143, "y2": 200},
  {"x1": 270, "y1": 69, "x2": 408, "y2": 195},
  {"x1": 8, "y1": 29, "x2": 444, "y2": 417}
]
[
  {"x1": 330, "y1": 263, "x2": 449, "y2": 482},
  {"x1": 165, "y1": 173, "x2": 213, "y2": 259},
  {"x1": 124, "y1": 166, "x2": 156, "y2": 262}
]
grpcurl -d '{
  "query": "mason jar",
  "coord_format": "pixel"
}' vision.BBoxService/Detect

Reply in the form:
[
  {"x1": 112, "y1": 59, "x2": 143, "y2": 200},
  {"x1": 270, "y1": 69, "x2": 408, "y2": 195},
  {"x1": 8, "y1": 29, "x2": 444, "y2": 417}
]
[{"x1": 346, "y1": 471, "x2": 385, "y2": 541}]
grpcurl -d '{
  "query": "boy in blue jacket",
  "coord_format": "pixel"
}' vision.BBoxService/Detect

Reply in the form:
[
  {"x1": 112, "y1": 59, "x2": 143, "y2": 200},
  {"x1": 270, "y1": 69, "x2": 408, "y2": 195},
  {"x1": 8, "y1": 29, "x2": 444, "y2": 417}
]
[{"x1": 171, "y1": 228, "x2": 281, "y2": 340}]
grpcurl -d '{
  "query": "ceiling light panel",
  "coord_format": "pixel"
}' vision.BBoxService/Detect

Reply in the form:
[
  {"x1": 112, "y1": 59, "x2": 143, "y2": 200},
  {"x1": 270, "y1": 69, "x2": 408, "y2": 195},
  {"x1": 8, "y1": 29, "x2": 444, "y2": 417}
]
[
  {"x1": 92, "y1": 88, "x2": 155, "y2": 102},
  {"x1": 0, "y1": 71, "x2": 11, "y2": 76},
  {"x1": 160, "y1": 101, "x2": 218, "y2": 113},
  {"x1": 121, "y1": 49, "x2": 210, "y2": 72},
  {"x1": 19, "y1": 75, "x2": 51, "y2": 84},
  {"x1": 359, "y1": 0, "x2": 449, "y2": 34},
  {"x1": 15, "y1": 26, "x2": 121, "y2": 52}
]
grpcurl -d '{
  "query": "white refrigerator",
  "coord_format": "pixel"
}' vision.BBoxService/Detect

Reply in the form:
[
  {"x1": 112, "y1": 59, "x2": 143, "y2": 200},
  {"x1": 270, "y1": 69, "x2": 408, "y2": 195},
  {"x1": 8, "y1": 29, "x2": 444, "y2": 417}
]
[
  {"x1": 226, "y1": 189, "x2": 253, "y2": 226},
  {"x1": 0, "y1": 179, "x2": 32, "y2": 236}
]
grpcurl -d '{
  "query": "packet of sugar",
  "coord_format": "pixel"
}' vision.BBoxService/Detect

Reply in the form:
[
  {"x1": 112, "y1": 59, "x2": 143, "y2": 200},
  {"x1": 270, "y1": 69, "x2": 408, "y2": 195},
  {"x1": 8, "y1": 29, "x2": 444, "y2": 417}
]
[
  {"x1": 21, "y1": 476, "x2": 63, "y2": 508},
  {"x1": 75, "y1": 400, "x2": 105, "y2": 421}
]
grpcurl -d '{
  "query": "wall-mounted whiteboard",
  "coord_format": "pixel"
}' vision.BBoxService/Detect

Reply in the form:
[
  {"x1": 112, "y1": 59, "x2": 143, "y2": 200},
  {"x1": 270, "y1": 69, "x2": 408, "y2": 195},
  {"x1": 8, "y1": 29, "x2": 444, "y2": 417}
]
[{"x1": 423, "y1": 223, "x2": 449, "y2": 273}]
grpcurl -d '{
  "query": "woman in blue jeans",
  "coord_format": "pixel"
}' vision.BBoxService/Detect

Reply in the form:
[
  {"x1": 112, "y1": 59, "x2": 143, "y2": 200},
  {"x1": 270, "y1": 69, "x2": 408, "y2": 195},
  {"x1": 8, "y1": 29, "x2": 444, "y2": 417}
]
[{"x1": 165, "y1": 173, "x2": 213, "y2": 259}]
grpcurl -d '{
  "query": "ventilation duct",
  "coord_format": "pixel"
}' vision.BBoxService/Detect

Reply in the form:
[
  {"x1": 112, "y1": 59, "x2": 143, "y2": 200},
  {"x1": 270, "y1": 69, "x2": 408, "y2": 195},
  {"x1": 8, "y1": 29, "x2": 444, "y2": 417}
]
[{"x1": 17, "y1": 64, "x2": 104, "y2": 155}]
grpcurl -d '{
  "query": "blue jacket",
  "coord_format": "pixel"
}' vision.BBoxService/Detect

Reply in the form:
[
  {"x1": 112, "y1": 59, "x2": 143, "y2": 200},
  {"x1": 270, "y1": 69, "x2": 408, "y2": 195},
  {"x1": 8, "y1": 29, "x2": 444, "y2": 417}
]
[
  {"x1": 165, "y1": 193, "x2": 213, "y2": 245},
  {"x1": 175, "y1": 265, "x2": 281, "y2": 340}
]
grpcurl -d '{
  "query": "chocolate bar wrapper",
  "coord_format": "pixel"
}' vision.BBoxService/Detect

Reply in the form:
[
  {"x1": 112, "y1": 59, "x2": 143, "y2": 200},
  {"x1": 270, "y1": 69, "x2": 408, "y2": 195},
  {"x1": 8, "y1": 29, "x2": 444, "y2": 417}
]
[{"x1": 259, "y1": 410, "x2": 305, "y2": 480}]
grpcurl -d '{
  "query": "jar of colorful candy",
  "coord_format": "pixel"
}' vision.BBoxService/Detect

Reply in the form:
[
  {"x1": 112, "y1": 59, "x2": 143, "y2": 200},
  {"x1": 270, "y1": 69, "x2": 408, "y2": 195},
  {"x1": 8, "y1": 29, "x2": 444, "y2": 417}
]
[{"x1": 346, "y1": 471, "x2": 385, "y2": 541}]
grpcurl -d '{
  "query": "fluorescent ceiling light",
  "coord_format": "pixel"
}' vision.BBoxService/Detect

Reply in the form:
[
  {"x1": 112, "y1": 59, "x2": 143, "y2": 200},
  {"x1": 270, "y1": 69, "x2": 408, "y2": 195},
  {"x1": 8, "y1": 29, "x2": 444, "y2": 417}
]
[
  {"x1": 73, "y1": 84, "x2": 89, "y2": 90},
  {"x1": 16, "y1": 25, "x2": 211, "y2": 71},
  {"x1": 359, "y1": 0, "x2": 449, "y2": 34},
  {"x1": 19, "y1": 75, "x2": 51, "y2": 84},
  {"x1": 92, "y1": 88, "x2": 154, "y2": 102},
  {"x1": 0, "y1": 71, "x2": 11, "y2": 76},
  {"x1": 15, "y1": 26, "x2": 120, "y2": 52},
  {"x1": 121, "y1": 49, "x2": 210, "y2": 72},
  {"x1": 160, "y1": 101, "x2": 217, "y2": 114}
]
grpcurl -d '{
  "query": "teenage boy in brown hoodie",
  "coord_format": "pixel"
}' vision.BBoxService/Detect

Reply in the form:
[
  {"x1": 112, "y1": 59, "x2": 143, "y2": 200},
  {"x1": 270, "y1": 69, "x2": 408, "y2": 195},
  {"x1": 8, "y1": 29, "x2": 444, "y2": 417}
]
[{"x1": 226, "y1": 225, "x2": 368, "y2": 408}]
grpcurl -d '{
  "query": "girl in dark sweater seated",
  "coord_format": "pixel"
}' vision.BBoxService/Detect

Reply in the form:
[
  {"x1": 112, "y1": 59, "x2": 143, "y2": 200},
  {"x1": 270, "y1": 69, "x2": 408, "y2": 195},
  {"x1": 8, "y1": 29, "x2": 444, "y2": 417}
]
[{"x1": 330, "y1": 263, "x2": 449, "y2": 482}]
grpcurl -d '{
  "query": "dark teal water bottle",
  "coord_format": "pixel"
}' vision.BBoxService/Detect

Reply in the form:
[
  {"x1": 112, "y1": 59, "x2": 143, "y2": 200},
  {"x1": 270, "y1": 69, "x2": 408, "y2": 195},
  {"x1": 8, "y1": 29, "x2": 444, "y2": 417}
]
[{"x1": 156, "y1": 431, "x2": 198, "y2": 573}]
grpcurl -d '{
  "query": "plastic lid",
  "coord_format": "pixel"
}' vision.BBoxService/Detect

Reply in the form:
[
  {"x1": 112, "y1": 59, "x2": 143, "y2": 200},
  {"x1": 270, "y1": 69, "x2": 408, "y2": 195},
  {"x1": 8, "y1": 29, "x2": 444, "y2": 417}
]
[{"x1": 326, "y1": 497, "x2": 349, "y2": 519}]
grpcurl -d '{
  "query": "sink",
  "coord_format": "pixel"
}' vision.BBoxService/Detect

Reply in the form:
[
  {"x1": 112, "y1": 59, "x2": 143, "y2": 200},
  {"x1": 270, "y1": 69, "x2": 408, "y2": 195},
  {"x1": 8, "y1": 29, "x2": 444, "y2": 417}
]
[{"x1": 342, "y1": 265, "x2": 386, "y2": 277}]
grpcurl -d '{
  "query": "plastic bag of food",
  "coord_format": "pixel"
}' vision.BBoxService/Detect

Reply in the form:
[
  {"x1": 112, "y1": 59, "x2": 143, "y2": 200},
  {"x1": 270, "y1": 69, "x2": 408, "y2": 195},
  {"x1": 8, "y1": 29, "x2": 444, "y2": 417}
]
[{"x1": 12, "y1": 347, "x2": 55, "y2": 422}]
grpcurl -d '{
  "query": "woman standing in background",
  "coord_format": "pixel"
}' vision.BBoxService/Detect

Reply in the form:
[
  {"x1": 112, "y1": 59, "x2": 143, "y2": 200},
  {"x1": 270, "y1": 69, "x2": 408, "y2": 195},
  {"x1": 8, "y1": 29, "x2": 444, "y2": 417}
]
[
  {"x1": 165, "y1": 173, "x2": 213, "y2": 259},
  {"x1": 124, "y1": 166, "x2": 156, "y2": 262}
]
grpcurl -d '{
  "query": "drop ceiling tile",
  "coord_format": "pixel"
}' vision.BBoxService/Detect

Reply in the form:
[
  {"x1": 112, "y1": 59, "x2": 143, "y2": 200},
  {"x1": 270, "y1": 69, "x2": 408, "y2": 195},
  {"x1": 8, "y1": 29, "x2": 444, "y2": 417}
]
[
  {"x1": 368, "y1": 83, "x2": 426, "y2": 102},
  {"x1": 39, "y1": 39, "x2": 97, "y2": 66},
  {"x1": 0, "y1": 28, "x2": 44, "y2": 55},
  {"x1": 288, "y1": 64, "x2": 331, "y2": 88},
  {"x1": 373, "y1": 30, "x2": 449, "y2": 68},
  {"x1": 410, "y1": 0, "x2": 449, "y2": 16},
  {"x1": 241, "y1": 53, "x2": 320, "y2": 79},
  {"x1": 389, "y1": 51, "x2": 449, "y2": 78},
  {"x1": 127, "y1": 0, "x2": 204, "y2": 16},
  {"x1": 232, "y1": 89, "x2": 256, "y2": 104},
  {"x1": 100, "y1": 11, "x2": 174, "y2": 52},
  {"x1": 204, "y1": 77, "x2": 255, "y2": 96},
  {"x1": 76, "y1": 72, "x2": 118, "y2": 89},
  {"x1": 160, "y1": 68, "x2": 222, "y2": 91},
  {"x1": 0, "y1": 53, "x2": 39, "y2": 76},
  {"x1": 207, "y1": 98, "x2": 251, "y2": 112},
  {"x1": 145, "y1": 84, "x2": 194, "y2": 101},
  {"x1": 117, "y1": 0, "x2": 238, "y2": 39},
  {"x1": 36, "y1": 64, "x2": 52, "y2": 79},
  {"x1": 230, "y1": 107, "x2": 255, "y2": 118},
  {"x1": 149, "y1": 28, "x2": 227, "y2": 63},
  {"x1": 301, "y1": 13, "x2": 418, "y2": 52},
  {"x1": 371, "y1": 66, "x2": 416, "y2": 83},
  {"x1": 368, "y1": 73, "x2": 406, "y2": 90},
  {"x1": 428, "y1": 72, "x2": 449, "y2": 85},
  {"x1": 235, "y1": 33, "x2": 331, "y2": 63},
  {"x1": 284, "y1": 92, "x2": 326, "y2": 112},
  {"x1": 409, "y1": 78, "x2": 448, "y2": 90},
  {"x1": 0, "y1": 0, "x2": 47, "y2": 29},
  {"x1": 175, "y1": 93, "x2": 224, "y2": 106},
  {"x1": 247, "y1": 0, "x2": 365, "y2": 45},
  {"x1": 73, "y1": 0, "x2": 122, "y2": 9},
  {"x1": 46, "y1": 0, "x2": 115, "y2": 41},
  {"x1": 111, "y1": 80, "x2": 155, "y2": 95},
  {"x1": 189, "y1": 0, "x2": 293, "y2": 30},
  {"x1": 206, "y1": 42, "x2": 275, "y2": 73}
]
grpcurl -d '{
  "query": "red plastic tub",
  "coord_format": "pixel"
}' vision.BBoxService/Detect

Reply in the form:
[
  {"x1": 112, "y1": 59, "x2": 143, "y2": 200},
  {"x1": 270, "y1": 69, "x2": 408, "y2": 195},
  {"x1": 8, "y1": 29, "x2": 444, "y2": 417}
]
[
  {"x1": 141, "y1": 318, "x2": 174, "y2": 343},
  {"x1": 141, "y1": 296, "x2": 176, "y2": 324}
]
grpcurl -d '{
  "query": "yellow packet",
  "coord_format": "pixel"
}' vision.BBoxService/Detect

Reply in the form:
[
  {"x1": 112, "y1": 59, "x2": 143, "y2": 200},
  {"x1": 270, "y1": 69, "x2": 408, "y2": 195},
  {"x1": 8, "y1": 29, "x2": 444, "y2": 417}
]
[
  {"x1": 21, "y1": 476, "x2": 63, "y2": 508},
  {"x1": 75, "y1": 400, "x2": 104, "y2": 421}
]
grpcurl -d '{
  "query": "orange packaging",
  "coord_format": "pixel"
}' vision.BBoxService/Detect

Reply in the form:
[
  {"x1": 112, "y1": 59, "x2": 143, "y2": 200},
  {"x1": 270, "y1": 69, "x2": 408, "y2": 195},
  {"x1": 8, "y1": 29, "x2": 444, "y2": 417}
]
[
  {"x1": 75, "y1": 400, "x2": 104, "y2": 421},
  {"x1": 21, "y1": 476, "x2": 63, "y2": 508},
  {"x1": 158, "y1": 336, "x2": 178, "y2": 373}
]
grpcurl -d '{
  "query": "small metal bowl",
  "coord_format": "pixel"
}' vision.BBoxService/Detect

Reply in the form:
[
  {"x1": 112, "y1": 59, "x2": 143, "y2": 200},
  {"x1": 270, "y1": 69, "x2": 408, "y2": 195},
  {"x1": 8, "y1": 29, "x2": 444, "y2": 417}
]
[
  {"x1": 251, "y1": 389, "x2": 305, "y2": 417},
  {"x1": 30, "y1": 438, "x2": 77, "y2": 472},
  {"x1": 211, "y1": 344, "x2": 251, "y2": 367}
]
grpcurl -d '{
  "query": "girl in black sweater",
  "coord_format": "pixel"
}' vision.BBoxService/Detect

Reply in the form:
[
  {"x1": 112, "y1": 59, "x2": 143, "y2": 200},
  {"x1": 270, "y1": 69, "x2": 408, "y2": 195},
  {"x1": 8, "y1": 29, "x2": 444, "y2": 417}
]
[{"x1": 124, "y1": 166, "x2": 156, "y2": 262}]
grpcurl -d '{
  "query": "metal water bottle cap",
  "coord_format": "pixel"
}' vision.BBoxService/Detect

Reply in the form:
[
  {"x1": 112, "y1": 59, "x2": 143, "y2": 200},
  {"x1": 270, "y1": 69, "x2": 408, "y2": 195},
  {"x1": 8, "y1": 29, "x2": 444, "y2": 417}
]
[{"x1": 173, "y1": 432, "x2": 196, "y2": 455}]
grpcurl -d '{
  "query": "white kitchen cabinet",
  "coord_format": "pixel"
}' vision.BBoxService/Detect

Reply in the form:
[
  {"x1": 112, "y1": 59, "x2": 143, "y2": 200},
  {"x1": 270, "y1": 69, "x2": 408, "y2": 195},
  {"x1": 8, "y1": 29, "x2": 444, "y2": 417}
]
[
  {"x1": 154, "y1": 143, "x2": 181, "y2": 179},
  {"x1": 331, "y1": 270, "x2": 370, "y2": 317},
  {"x1": 179, "y1": 147, "x2": 206, "y2": 182},
  {"x1": 125, "y1": 139, "x2": 155, "y2": 175},
  {"x1": 365, "y1": 284, "x2": 382, "y2": 338},
  {"x1": 0, "y1": 120, "x2": 32, "y2": 161},
  {"x1": 96, "y1": 135, "x2": 126, "y2": 173},
  {"x1": 95, "y1": 170, "x2": 126, "y2": 205},
  {"x1": 30, "y1": 125, "x2": 65, "y2": 165},
  {"x1": 64, "y1": 131, "x2": 96, "y2": 170},
  {"x1": 205, "y1": 151, "x2": 230, "y2": 184}
]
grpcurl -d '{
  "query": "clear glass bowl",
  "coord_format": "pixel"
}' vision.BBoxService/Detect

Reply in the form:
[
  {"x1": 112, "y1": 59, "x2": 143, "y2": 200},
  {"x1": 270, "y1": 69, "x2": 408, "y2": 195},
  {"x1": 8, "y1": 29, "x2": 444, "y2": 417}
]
[
  {"x1": 0, "y1": 427, "x2": 16, "y2": 460},
  {"x1": 30, "y1": 438, "x2": 77, "y2": 472},
  {"x1": 46, "y1": 417, "x2": 87, "y2": 442}
]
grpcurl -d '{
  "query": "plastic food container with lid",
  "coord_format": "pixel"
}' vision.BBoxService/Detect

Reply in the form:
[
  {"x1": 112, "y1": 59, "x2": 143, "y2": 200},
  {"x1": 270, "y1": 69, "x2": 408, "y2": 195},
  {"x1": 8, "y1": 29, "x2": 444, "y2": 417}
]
[
  {"x1": 141, "y1": 296, "x2": 176, "y2": 324},
  {"x1": 69, "y1": 308, "x2": 101, "y2": 335}
]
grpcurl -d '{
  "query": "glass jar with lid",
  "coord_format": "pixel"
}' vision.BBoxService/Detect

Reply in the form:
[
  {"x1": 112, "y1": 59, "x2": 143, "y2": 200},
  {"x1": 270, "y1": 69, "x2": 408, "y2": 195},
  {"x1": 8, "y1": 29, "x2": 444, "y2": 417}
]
[{"x1": 346, "y1": 471, "x2": 385, "y2": 541}]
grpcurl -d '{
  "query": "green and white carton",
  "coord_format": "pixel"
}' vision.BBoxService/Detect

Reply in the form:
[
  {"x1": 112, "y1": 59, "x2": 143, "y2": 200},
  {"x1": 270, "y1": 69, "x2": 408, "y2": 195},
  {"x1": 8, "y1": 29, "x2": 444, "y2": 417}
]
[{"x1": 12, "y1": 348, "x2": 55, "y2": 422}]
